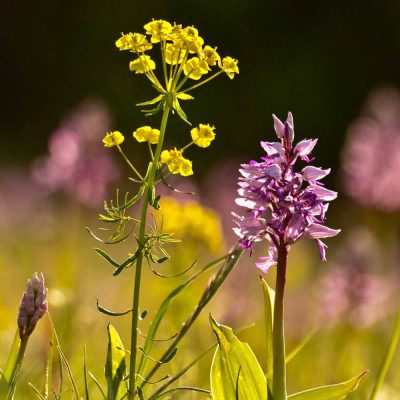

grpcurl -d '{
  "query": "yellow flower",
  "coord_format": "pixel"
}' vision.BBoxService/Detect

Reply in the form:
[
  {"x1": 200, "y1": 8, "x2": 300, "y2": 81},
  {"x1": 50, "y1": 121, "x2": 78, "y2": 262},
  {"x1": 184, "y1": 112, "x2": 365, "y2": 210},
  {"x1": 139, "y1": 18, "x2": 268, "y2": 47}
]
[
  {"x1": 219, "y1": 56, "x2": 239, "y2": 79},
  {"x1": 179, "y1": 158, "x2": 193, "y2": 176},
  {"x1": 183, "y1": 57, "x2": 209, "y2": 80},
  {"x1": 144, "y1": 19, "x2": 172, "y2": 43},
  {"x1": 201, "y1": 45, "x2": 220, "y2": 66},
  {"x1": 102, "y1": 131, "x2": 124, "y2": 147},
  {"x1": 191, "y1": 124, "x2": 216, "y2": 148},
  {"x1": 177, "y1": 26, "x2": 204, "y2": 54},
  {"x1": 161, "y1": 149, "x2": 193, "y2": 176},
  {"x1": 165, "y1": 43, "x2": 187, "y2": 65},
  {"x1": 155, "y1": 197, "x2": 225, "y2": 254},
  {"x1": 129, "y1": 55, "x2": 156, "y2": 74},
  {"x1": 115, "y1": 32, "x2": 152, "y2": 52},
  {"x1": 133, "y1": 126, "x2": 160, "y2": 144},
  {"x1": 167, "y1": 24, "x2": 183, "y2": 40}
]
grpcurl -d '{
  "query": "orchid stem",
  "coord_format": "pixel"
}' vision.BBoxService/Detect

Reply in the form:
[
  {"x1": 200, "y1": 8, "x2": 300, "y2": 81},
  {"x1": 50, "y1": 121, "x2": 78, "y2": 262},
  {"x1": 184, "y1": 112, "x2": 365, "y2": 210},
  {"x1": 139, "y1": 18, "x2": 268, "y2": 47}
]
[{"x1": 272, "y1": 244, "x2": 288, "y2": 400}]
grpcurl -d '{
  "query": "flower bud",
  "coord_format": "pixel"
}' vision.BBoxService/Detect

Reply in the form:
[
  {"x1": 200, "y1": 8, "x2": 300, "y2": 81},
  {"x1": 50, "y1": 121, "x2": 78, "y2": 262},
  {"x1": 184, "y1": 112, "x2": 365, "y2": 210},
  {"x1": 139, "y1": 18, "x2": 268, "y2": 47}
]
[{"x1": 17, "y1": 273, "x2": 48, "y2": 339}]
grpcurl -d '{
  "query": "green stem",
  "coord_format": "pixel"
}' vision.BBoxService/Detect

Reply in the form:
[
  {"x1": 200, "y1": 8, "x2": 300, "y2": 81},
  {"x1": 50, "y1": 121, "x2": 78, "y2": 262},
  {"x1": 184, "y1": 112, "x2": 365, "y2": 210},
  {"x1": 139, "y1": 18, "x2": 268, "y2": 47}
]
[
  {"x1": 272, "y1": 244, "x2": 288, "y2": 400},
  {"x1": 128, "y1": 105, "x2": 170, "y2": 400},
  {"x1": 179, "y1": 70, "x2": 223, "y2": 93},
  {"x1": 0, "y1": 332, "x2": 29, "y2": 400},
  {"x1": 117, "y1": 145, "x2": 144, "y2": 181}
]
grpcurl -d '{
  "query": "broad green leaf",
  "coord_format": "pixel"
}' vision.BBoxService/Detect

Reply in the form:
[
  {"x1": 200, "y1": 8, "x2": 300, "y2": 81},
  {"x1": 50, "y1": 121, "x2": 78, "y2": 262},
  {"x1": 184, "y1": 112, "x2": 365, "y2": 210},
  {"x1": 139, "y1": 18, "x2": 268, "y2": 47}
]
[
  {"x1": 288, "y1": 371, "x2": 368, "y2": 400},
  {"x1": 210, "y1": 316, "x2": 267, "y2": 400},
  {"x1": 105, "y1": 324, "x2": 128, "y2": 400},
  {"x1": 261, "y1": 277, "x2": 275, "y2": 395}
]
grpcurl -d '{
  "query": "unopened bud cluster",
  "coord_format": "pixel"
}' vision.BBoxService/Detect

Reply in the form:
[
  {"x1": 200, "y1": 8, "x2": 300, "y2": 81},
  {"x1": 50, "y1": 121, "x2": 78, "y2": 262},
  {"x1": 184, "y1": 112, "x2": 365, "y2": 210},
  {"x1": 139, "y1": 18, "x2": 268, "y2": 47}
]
[{"x1": 17, "y1": 273, "x2": 48, "y2": 339}]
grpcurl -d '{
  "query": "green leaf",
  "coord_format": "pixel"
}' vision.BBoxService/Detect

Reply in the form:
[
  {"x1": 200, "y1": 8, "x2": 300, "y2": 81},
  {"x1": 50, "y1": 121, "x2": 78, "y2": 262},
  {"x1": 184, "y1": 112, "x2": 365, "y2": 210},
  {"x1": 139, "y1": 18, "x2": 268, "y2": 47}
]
[
  {"x1": 176, "y1": 93, "x2": 194, "y2": 100},
  {"x1": 96, "y1": 300, "x2": 132, "y2": 317},
  {"x1": 210, "y1": 316, "x2": 267, "y2": 400},
  {"x1": 261, "y1": 277, "x2": 275, "y2": 395},
  {"x1": 173, "y1": 98, "x2": 191, "y2": 125},
  {"x1": 105, "y1": 324, "x2": 128, "y2": 400},
  {"x1": 136, "y1": 94, "x2": 164, "y2": 106},
  {"x1": 369, "y1": 310, "x2": 400, "y2": 400},
  {"x1": 288, "y1": 371, "x2": 368, "y2": 400}
]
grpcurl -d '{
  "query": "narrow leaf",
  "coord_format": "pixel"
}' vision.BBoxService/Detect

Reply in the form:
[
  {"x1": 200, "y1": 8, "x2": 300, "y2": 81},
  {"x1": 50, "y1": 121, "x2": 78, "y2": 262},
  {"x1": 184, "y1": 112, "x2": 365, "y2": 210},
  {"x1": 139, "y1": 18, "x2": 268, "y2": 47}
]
[
  {"x1": 210, "y1": 316, "x2": 267, "y2": 400},
  {"x1": 94, "y1": 248, "x2": 120, "y2": 269},
  {"x1": 288, "y1": 371, "x2": 368, "y2": 400},
  {"x1": 136, "y1": 95, "x2": 164, "y2": 106},
  {"x1": 369, "y1": 310, "x2": 400, "y2": 400},
  {"x1": 97, "y1": 299, "x2": 132, "y2": 317},
  {"x1": 88, "y1": 371, "x2": 106, "y2": 400},
  {"x1": 83, "y1": 346, "x2": 90, "y2": 400},
  {"x1": 105, "y1": 324, "x2": 128, "y2": 400},
  {"x1": 286, "y1": 328, "x2": 318, "y2": 365}
]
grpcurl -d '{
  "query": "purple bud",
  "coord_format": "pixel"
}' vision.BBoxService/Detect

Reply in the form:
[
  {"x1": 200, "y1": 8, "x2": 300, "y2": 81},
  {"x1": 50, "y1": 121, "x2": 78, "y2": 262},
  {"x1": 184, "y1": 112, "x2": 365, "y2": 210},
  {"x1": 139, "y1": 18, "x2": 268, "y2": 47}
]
[
  {"x1": 18, "y1": 273, "x2": 48, "y2": 339},
  {"x1": 272, "y1": 114, "x2": 285, "y2": 138}
]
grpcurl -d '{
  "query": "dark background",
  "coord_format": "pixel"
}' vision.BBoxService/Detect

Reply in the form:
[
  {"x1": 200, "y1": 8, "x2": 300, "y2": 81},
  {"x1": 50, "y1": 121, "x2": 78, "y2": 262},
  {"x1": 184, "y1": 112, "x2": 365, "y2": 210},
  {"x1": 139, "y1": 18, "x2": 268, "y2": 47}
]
[{"x1": 2, "y1": 0, "x2": 400, "y2": 185}]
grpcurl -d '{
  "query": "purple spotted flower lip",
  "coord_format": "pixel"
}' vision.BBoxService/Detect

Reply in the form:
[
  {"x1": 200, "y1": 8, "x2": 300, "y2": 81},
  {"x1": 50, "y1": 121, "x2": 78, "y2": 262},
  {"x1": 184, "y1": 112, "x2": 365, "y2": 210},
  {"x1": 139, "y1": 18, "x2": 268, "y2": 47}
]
[{"x1": 233, "y1": 112, "x2": 340, "y2": 274}]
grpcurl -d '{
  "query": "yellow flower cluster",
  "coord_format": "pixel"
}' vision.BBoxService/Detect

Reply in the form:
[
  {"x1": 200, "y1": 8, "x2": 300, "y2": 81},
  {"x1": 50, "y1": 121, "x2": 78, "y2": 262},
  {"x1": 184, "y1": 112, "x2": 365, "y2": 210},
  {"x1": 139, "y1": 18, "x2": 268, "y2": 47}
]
[
  {"x1": 191, "y1": 124, "x2": 215, "y2": 148},
  {"x1": 133, "y1": 126, "x2": 160, "y2": 144},
  {"x1": 115, "y1": 19, "x2": 239, "y2": 81},
  {"x1": 156, "y1": 197, "x2": 224, "y2": 254},
  {"x1": 102, "y1": 131, "x2": 124, "y2": 147},
  {"x1": 160, "y1": 149, "x2": 193, "y2": 176}
]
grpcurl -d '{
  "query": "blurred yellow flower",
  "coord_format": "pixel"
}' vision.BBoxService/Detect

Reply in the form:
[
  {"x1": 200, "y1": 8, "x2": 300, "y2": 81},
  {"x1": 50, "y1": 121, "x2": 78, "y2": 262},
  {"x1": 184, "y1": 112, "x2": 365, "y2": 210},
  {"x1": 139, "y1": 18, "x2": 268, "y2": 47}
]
[
  {"x1": 115, "y1": 32, "x2": 152, "y2": 52},
  {"x1": 219, "y1": 56, "x2": 239, "y2": 79},
  {"x1": 102, "y1": 131, "x2": 124, "y2": 147},
  {"x1": 129, "y1": 55, "x2": 156, "y2": 74},
  {"x1": 144, "y1": 19, "x2": 173, "y2": 43},
  {"x1": 156, "y1": 197, "x2": 224, "y2": 254},
  {"x1": 133, "y1": 126, "x2": 160, "y2": 144},
  {"x1": 191, "y1": 124, "x2": 216, "y2": 148},
  {"x1": 161, "y1": 149, "x2": 193, "y2": 176},
  {"x1": 183, "y1": 57, "x2": 209, "y2": 80}
]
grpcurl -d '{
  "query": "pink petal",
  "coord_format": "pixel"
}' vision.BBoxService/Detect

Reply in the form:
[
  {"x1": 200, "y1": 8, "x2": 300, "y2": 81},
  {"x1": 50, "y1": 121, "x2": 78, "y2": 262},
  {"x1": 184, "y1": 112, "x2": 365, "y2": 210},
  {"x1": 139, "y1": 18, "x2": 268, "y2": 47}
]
[
  {"x1": 302, "y1": 166, "x2": 331, "y2": 181},
  {"x1": 305, "y1": 223, "x2": 341, "y2": 239}
]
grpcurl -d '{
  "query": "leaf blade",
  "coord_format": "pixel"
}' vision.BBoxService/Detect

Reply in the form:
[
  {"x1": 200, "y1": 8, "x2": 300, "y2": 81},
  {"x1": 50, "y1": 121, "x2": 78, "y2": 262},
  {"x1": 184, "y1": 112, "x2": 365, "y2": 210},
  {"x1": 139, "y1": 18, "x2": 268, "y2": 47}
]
[
  {"x1": 288, "y1": 371, "x2": 368, "y2": 400},
  {"x1": 210, "y1": 316, "x2": 267, "y2": 400}
]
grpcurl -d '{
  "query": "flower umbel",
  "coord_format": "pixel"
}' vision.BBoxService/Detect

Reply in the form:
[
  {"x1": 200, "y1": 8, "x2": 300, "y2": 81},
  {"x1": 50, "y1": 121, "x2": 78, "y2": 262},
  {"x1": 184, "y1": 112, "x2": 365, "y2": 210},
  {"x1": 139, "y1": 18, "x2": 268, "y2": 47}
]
[
  {"x1": 233, "y1": 112, "x2": 340, "y2": 273},
  {"x1": 17, "y1": 273, "x2": 48, "y2": 339}
]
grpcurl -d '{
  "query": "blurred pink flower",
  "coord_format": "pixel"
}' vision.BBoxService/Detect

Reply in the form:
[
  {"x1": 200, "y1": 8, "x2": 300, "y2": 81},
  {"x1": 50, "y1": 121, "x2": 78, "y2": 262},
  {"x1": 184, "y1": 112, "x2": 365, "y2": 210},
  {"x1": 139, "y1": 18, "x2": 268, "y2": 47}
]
[
  {"x1": 31, "y1": 99, "x2": 119, "y2": 207},
  {"x1": 342, "y1": 86, "x2": 400, "y2": 211},
  {"x1": 316, "y1": 228, "x2": 393, "y2": 327},
  {"x1": 0, "y1": 168, "x2": 50, "y2": 231}
]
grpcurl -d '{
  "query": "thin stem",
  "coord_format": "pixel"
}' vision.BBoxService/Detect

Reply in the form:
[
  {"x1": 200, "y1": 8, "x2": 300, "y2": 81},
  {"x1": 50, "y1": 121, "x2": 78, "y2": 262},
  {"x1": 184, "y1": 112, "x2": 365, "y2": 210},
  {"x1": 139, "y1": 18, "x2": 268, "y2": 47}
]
[
  {"x1": 128, "y1": 105, "x2": 171, "y2": 400},
  {"x1": 179, "y1": 70, "x2": 223, "y2": 93},
  {"x1": 117, "y1": 145, "x2": 144, "y2": 181},
  {"x1": 272, "y1": 244, "x2": 288, "y2": 400}
]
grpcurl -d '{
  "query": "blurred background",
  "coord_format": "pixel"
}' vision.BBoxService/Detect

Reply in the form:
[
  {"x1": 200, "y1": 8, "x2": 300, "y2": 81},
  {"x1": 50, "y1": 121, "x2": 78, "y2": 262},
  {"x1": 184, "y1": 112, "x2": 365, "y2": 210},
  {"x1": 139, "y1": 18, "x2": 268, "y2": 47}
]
[{"x1": 1, "y1": 0, "x2": 400, "y2": 398}]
